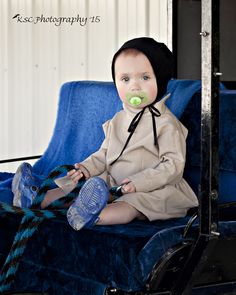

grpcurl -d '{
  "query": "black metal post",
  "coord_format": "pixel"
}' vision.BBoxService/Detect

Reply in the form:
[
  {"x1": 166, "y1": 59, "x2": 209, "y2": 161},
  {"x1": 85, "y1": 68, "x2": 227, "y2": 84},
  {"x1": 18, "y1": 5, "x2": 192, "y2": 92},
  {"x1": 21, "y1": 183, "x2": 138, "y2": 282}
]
[
  {"x1": 170, "y1": 1, "x2": 220, "y2": 294},
  {"x1": 199, "y1": 0, "x2": 220, "y2": 236}
]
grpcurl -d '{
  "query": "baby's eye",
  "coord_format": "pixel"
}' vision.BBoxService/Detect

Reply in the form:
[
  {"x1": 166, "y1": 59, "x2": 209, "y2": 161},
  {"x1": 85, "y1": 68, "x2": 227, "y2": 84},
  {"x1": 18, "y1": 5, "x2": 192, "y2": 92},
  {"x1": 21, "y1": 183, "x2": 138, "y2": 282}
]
[
  {"x1": 142, "y1": 75, "x2": 150, "y2": 81},
  {"x1": 121, "y1": 76, "x2": 130, "y2": 82}
]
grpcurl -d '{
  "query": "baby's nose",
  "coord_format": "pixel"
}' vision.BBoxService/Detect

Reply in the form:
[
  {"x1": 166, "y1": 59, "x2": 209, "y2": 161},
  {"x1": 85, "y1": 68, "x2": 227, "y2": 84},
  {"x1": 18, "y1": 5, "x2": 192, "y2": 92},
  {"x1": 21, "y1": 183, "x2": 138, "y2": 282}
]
[{"x1": 130, "y1": 81, "x2": 141, "y2": 91}]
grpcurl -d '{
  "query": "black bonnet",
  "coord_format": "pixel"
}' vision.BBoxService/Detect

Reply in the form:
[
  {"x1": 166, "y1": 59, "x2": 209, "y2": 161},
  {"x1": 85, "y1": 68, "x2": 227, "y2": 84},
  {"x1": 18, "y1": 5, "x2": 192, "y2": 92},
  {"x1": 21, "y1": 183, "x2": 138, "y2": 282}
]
[{"x1": 111, "y1": 37, "x2": 174, "y2": 100}]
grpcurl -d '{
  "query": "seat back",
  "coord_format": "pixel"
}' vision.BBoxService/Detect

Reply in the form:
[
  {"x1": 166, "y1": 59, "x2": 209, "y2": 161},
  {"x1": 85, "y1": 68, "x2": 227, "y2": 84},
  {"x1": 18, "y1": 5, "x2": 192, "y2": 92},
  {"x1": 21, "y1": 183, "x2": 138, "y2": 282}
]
[{"x1": 32, "y1": 79, "x2": 201, "y2": 178}]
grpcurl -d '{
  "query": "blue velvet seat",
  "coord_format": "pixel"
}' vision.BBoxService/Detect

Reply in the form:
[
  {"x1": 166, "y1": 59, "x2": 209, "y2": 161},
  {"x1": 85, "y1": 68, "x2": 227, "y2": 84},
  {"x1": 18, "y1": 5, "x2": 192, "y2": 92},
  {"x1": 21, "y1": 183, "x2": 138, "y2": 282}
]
[{"x1": 0, "y1": 80, "x2": 236, "y2": 295}]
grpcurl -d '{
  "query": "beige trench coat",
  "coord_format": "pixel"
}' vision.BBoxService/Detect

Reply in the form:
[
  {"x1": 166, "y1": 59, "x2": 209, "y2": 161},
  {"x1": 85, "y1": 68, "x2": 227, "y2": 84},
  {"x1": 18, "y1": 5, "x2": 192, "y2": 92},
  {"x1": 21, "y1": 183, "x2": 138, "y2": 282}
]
[{"x1": 80, "y1": 95, "x2": 198, "y2": 221}]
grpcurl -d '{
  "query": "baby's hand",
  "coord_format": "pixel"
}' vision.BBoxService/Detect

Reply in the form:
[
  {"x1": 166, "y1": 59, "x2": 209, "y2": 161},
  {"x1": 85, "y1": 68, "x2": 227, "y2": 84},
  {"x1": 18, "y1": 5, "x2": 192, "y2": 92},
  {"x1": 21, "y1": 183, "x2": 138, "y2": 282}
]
[
  {"x1": 67, "y1": 163, "x2": 90, "y2": 185},
  {"x1": 120, "y1": 178, "x2": 136, "y2": 194}
]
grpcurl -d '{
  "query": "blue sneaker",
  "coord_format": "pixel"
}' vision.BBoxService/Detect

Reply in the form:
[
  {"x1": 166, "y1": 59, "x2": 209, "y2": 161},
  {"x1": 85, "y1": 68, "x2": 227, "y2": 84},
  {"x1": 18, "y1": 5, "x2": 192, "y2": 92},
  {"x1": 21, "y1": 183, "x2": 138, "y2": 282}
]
[
  {"x1": 67, "y1": 177, "x2": 109, "y2": 230},
  {"x1": 12, "y1": 162, "x2": 39, "y2": 208}
]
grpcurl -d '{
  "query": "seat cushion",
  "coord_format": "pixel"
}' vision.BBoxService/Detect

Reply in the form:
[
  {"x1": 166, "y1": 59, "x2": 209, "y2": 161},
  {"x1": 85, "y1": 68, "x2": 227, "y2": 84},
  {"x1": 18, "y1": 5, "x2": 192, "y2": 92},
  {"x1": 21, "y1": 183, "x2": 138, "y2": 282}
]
[
  {"x1": 1, "y1": 214, "x2": 236, "y2": 295},
  {"x1": 0, "y1": 214, "x2": 190, "y2": 293}
]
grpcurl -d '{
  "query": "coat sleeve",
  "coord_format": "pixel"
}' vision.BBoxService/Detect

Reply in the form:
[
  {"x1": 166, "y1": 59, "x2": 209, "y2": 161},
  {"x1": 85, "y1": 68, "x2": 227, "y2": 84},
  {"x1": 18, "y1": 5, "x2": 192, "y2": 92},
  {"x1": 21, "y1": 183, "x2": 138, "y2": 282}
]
[
  {"x1": 128, "y1": 122, "x2": 188, "y2": 192},
  {"x1": 80, "y1": 120, "x2": 110, "y2": 176}
]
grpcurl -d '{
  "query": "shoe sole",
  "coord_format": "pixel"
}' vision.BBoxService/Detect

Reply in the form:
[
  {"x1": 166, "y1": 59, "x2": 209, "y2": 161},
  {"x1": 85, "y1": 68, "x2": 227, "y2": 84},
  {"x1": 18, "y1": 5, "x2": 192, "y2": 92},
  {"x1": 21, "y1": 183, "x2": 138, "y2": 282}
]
[{"x1": 67, "y1": 177, "x2": 108, "y2": 230}]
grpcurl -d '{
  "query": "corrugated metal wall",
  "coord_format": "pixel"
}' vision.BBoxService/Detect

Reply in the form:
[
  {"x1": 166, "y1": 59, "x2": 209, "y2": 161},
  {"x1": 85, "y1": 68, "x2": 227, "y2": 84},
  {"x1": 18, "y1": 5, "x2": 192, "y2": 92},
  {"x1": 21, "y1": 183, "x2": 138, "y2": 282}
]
[{"x1": 0, "y1": 0, "x2": 170, "y2": 172}]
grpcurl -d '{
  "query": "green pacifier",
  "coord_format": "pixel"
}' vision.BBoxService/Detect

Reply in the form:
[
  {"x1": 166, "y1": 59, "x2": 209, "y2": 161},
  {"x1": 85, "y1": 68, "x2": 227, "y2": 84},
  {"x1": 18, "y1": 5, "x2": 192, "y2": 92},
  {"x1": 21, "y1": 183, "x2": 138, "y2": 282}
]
[{"x1": 129, "y1": 96, "x2": 142, "y2": 106}]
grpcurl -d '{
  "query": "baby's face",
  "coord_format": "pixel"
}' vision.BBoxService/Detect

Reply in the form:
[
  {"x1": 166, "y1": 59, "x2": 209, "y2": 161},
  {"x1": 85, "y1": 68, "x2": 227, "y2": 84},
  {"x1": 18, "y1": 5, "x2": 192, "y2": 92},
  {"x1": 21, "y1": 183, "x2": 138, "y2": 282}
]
[{"x1": 114, "y1": 51, "x2": 158, "y2": 108}]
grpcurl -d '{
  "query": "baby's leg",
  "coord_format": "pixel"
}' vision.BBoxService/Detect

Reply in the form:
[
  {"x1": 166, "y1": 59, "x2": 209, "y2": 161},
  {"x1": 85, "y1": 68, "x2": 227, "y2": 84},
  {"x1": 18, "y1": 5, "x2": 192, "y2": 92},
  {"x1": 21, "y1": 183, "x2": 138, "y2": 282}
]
[
  {"x1": 41, "y1": 188, "x2": 66, "y2": 209},
  {"x1": 97, "y1": 201, "x2": 144, "y2": 225}
]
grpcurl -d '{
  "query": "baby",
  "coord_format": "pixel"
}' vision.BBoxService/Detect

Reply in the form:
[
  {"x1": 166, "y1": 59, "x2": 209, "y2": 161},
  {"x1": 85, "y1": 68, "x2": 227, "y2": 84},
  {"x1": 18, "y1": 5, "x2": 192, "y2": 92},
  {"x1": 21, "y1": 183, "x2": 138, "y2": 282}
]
[{"x1": 12, "y1": 37, "x2": 198, "y2": 230}]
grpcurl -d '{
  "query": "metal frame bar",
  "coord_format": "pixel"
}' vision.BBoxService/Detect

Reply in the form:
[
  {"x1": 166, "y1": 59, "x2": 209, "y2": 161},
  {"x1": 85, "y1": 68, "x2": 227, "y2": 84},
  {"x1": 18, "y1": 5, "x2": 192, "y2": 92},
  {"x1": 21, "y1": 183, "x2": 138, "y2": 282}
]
[{"x1": 0, "y1": 155, "x2": 41, "y2": 164}]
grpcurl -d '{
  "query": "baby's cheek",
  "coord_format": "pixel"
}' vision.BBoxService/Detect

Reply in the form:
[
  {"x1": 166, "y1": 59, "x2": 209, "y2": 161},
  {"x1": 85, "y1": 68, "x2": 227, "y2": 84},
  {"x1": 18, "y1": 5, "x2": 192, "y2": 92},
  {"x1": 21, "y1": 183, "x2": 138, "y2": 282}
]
[
  {"x1": 148, "y1": 87, "x2": 157, "y2": 100},
  {"x1": 117, "y1": 89, "x2": 127, "y2": 103}
]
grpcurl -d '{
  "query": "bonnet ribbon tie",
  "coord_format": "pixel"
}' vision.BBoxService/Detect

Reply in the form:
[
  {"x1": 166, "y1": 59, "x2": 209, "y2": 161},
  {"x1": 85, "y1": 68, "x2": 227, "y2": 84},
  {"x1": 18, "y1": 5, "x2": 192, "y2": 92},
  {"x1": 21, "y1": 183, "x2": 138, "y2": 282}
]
[{"x1": 110, "y1": 105, "x2": 161, "y2": 165}]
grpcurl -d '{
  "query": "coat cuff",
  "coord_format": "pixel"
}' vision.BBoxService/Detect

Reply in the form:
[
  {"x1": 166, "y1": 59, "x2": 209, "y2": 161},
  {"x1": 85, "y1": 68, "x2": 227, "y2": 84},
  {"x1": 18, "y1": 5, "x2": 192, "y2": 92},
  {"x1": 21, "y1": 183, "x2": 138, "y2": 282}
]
[
  {"x1": 128, "y1": 173, "x2": 152, "y2": 193},
  {"x1": 80, "y1": 158, "x2": 100, "y2": 177}
]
